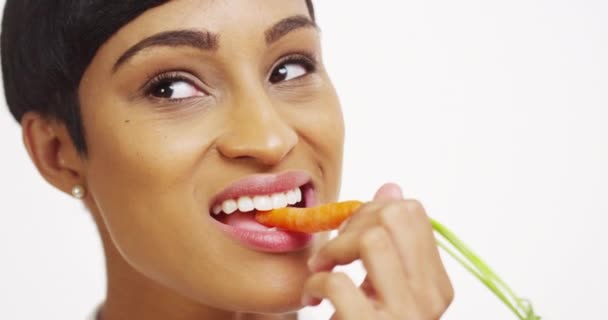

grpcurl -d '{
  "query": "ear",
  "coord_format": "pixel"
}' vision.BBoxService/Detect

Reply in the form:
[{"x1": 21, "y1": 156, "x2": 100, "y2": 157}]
[{"x1": 21, "y1": 112, "x2": 86, "y2": 198}]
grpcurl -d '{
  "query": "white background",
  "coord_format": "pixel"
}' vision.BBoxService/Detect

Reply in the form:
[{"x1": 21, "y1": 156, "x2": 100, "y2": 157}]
[{"x1": 1, "y1": 1, "x2": 607, "y2": 319}]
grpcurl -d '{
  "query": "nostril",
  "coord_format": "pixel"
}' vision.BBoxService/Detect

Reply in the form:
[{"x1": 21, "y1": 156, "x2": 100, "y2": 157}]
[{"x1": 215, "y1": 120, "x2": 298, "y2": 166}]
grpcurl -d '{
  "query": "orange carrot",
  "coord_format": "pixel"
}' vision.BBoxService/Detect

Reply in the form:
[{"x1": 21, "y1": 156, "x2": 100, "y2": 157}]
[{"x1": 254, "y1": 201, "x2": 364, "y2": 233}]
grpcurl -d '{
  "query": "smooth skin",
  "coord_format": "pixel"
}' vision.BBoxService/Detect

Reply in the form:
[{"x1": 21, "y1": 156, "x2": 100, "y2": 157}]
[{"x1": 18, "y1": 0, "x2": 453, "y2": 319}]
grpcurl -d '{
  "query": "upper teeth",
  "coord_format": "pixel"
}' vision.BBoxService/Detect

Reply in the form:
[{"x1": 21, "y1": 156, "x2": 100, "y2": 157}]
[{"x1": 212, "y1": 187, "x2": 302, "y2": 215}]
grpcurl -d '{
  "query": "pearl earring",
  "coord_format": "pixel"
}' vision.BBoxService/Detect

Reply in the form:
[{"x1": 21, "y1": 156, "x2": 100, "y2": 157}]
[{"x1": 71, "y1": 185, "x2": 86, "y2": 199}]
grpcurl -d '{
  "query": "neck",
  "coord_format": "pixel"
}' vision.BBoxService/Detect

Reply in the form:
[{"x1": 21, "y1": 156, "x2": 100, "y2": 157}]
[{"x1": 90, "y1": 209, "x2": 297, "y2": 320}]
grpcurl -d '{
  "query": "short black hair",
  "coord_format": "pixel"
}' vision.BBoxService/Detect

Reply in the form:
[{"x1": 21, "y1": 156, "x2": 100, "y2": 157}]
[{"x1": 1, "y1": 0, "x2": 315, "y2": 154}]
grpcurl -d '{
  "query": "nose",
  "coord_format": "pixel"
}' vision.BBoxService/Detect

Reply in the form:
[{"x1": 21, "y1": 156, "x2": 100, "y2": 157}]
[{"x1": 216, "y1": 93, "x2": 298, "y2": 166}]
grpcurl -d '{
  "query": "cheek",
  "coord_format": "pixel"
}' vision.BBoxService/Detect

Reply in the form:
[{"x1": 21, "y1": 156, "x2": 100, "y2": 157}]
[
  {"x1": 293, "y1": 88, "x2": 345, "y2": 202},
  {"x1": 82, "y1": 105, "x2": 227, "y2": 291}
]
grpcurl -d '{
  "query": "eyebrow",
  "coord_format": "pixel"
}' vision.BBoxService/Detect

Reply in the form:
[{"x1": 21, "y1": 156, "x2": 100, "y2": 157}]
[
  {"x1": 113, "y1": 29, "x2": 219, "y2": 72},
  {"x1": 265, "y1": 15, "x2": 317, "y2": 44},
  {"x1": 112, "y1": 15, "x2": 317, "y2": 73}
]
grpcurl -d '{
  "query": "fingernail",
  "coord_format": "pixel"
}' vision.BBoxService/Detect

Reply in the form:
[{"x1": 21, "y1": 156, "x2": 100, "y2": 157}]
[
  {"x1": 373, "y1": 182, "x2": 403, "y2": 201},
  {"x1": 387, "y1": 183, "x2": 404, "y2": 199}
]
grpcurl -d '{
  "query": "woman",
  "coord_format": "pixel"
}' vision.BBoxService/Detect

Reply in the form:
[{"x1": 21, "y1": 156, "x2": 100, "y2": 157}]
[{"x1": 1, "y1": 0, "x2": 453, "y2": 319}]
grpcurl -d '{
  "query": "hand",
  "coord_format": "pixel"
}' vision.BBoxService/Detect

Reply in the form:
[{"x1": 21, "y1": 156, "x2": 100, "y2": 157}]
[{"x1": 302, "y1": 183, "x2": 454, "y2": 319}]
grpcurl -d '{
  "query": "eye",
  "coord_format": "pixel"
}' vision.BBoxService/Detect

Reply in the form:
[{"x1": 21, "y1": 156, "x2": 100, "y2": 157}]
[
  {"x1": 269, "y1": 54, "x2": 316, "y2": 84},
  {"x1": 146, "y1": 75, "x2": 205, "y2": 100}
]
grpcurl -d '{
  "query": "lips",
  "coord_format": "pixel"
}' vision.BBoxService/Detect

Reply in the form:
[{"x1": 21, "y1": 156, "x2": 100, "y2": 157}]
[{"x1": 208, "y1": 171, "x2": 317, "y2": 253}]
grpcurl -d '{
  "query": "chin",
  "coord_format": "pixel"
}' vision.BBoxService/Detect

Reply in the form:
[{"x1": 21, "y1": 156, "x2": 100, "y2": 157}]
[
  {"x1": 153, "y1": 247, "x2": 313, "y2": 315},
  {"x1": 230, "y1": 288, "x2": 306, "y2": 314},
  {"x1": 222, "y1": 264, "x2": 311, "y2": 313}
]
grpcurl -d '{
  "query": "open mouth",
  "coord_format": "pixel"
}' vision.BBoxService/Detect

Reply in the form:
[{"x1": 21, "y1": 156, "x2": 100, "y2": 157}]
[{"x1": 210, "y1": 182, "x2": 313, "y2": 231}]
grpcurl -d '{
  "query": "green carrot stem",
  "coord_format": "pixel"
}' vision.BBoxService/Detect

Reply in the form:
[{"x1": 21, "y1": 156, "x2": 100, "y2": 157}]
[
  {"x1": 435, "y1": 237, "x2": 525, "y2": 320},
  {"x1": 431, "y1": 219, "x2": 523, "y2": 306},
  {"x1": 431, "y1": 219, "x2": 524, "y2": 309},
  {"x1": 430, "y1": 218, "x2": 540, "y2": 319}
]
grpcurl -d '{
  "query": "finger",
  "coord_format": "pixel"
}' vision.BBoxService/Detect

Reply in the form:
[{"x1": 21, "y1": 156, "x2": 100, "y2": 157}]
[
  {"x1": 358, "y1": 227, "x2": 413, "y2": 309},
  {"x1": 338, "y1": 181, "x2": 403, "y2": 234},
  {"x1": 309, "y1": 201, "x2": 406, "y2": 271},
  {"x1": 308, "y1": 226, "x2": 413, "y2": 309},
  {"x1": 377, "y1": 199, "x2": 452, "y2": 302},
  {"x1": 380, "y1": 200, "x2": 434, "y2": 274},
  {"x1": 337, "y1": 201, "x2": 382, "y2": 233},
  {"x1": 302, "y1": 272, "x2": 374, "y2": 319},
  {"x1": 368, "y1": 200, "x2": 453, "y2": 317},
  {"x1": 373, "y1": 182, "x2": 403, "y2": 201},
  {"x1": 308, "y1": 231, "x2": 361, "y2": 271},
  {"x1": 359, "y1": 277, "x2": 377, "y2": 299},
  {"x1": 338, "y1": 183, "x2": 403, "y2": 232}
]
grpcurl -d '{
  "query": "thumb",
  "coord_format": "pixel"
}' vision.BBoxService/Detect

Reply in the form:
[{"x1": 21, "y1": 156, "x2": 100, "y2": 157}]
[{"x1": 373, "y1": 182, "x2": 404, "y2": 201}]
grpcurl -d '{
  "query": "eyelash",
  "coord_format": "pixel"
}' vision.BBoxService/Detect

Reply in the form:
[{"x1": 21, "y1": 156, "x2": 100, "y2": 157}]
[
  {"x1": 142, "y1": 71, "x2": 202, "y2": 101},
  {"x1": 271, "y1": 52, "x2": 318, "y2": 80},
  {"x1": 140, "y1": 52, "x2": 319, "y2": 101}
]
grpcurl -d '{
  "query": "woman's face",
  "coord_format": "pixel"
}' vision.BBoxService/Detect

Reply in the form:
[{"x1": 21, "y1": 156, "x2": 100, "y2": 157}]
[{"x1": 78, "y1": 0, "x2": 344, "y2": 313}]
